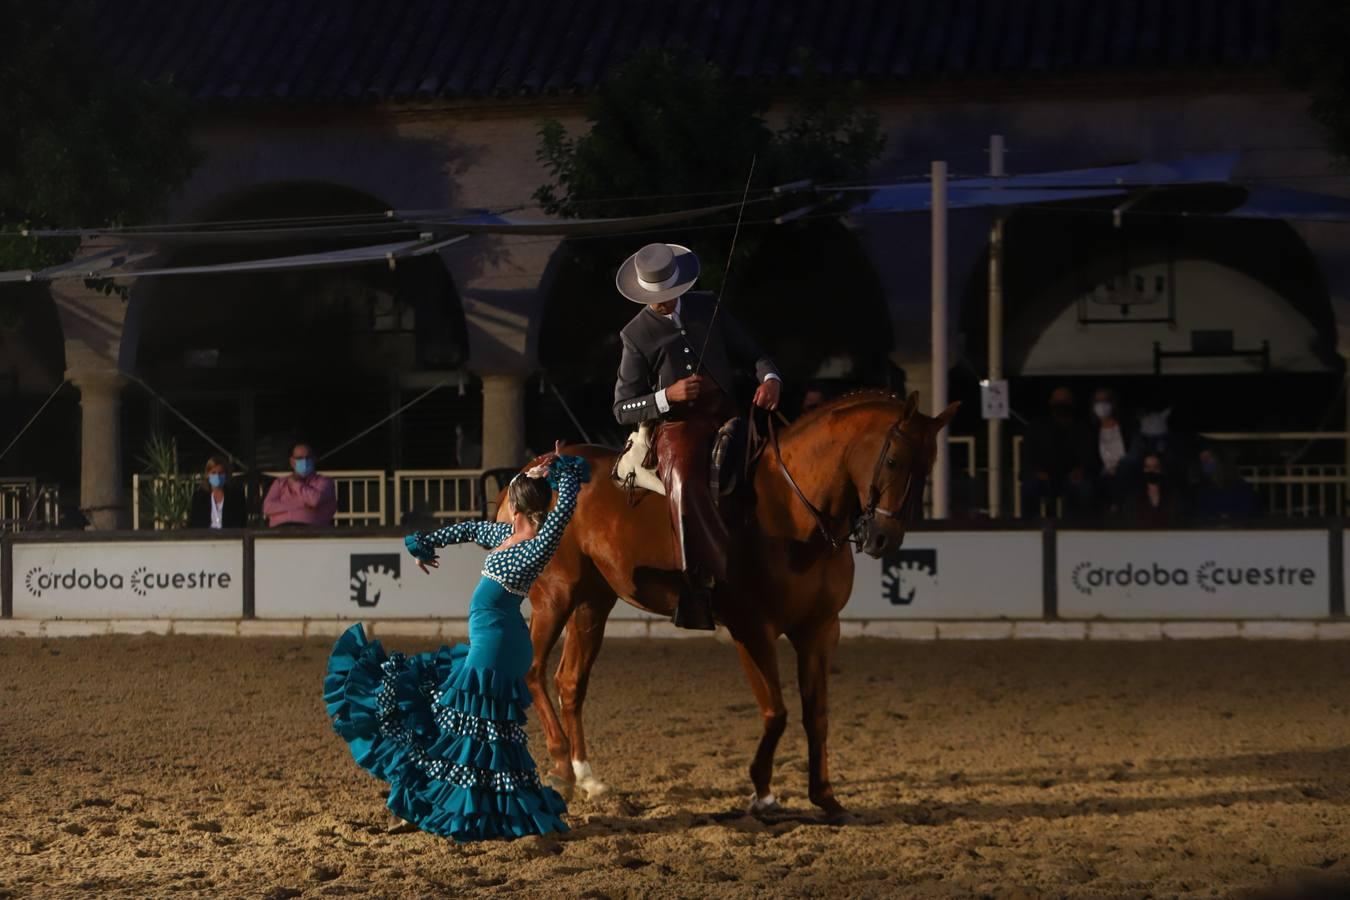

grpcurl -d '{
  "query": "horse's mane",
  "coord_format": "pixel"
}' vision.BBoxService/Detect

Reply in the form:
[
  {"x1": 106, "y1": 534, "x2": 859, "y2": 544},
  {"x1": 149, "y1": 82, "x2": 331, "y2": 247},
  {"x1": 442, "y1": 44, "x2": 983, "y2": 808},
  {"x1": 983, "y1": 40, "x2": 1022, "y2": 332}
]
[{"x1": 788, "y1": 388, "x2": 905, "y2": 431}]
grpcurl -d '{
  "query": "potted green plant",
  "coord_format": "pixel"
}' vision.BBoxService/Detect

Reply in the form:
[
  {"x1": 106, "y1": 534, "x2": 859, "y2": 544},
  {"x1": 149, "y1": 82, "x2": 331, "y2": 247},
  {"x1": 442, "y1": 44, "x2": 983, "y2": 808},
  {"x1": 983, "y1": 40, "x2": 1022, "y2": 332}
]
[{"x1": 138, "y1": 434, "x2": 194, "y2": 529}]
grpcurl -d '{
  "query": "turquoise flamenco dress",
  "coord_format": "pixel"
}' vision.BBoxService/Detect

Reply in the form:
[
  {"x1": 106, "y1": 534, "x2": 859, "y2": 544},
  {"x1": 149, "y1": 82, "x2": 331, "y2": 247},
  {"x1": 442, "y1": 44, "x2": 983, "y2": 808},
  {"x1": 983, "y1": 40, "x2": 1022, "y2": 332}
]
[{"x1": 324, "y1": 455, "x2": 589, "y2": 842}]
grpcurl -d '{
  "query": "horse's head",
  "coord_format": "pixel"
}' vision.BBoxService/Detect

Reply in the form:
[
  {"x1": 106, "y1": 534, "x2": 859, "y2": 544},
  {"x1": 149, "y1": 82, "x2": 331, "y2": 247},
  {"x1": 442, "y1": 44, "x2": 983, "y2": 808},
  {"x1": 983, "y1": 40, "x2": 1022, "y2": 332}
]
[{"x1": 851, "y1": 391, "x2": 959, "y2": 558}]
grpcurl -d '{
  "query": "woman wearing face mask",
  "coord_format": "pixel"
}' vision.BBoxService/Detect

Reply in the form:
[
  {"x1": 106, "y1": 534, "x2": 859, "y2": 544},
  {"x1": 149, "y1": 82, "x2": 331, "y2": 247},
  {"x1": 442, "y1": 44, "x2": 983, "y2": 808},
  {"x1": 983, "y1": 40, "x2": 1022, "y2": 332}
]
[
  {"x1": 1123, "y1": 452, "x2": 1183, "y2": 525},
  {"x1": 187, "y1": 457, "x2": 247, "y2": 529}
]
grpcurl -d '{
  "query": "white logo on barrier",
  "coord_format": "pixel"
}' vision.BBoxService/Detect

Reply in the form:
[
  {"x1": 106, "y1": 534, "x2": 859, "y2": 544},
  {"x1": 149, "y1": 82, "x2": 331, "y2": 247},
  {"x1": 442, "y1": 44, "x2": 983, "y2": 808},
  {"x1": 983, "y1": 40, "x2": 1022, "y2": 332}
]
[
  {"x1": 1071, "y1": 559, "x2": 1315, "y2": 596},
  {"x1": 23, "y1": 565, "x2": 233, "y2": 597}
]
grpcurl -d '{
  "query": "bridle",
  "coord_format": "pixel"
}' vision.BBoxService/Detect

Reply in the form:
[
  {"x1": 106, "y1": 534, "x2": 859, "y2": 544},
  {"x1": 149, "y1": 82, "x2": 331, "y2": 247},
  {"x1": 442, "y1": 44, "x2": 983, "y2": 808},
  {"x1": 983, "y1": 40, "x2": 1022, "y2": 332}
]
[{"x1": 766, "y1": 413, "x2": 927, "y2": 553}]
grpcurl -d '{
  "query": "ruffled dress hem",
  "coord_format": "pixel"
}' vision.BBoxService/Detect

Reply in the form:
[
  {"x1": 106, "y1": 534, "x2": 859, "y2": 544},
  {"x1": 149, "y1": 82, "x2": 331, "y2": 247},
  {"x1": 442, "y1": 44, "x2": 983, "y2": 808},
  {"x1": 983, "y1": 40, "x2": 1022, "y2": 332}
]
[{"x1": 324, "y1": 623, "x2": 567, "y2": 842}]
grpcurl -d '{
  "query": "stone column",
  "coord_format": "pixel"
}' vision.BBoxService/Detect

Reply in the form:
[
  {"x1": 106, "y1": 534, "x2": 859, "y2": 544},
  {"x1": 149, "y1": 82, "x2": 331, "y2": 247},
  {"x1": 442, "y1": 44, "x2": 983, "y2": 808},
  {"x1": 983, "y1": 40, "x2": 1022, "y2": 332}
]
[
  {"x1": 68, "y1": 370, "x2": 126, "y2": 530},
  {"x1": 480, "y1": 373, "x2": 527, "y2": 470}
]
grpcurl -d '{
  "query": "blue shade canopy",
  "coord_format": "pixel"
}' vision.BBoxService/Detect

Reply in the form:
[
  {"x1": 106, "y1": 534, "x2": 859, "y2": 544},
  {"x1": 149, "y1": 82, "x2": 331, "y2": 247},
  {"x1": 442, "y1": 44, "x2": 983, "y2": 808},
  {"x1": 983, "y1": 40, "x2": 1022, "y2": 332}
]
[
  {"x1": 845, "y1": 152, "x2": 1241, "y2": 196},
  {"x1": 953, "y1": 152, "x2": 1241, "y2": 190},
  {"x1": 853, "y1": 185, "x2": 1126, "y2": 214},
  {"x1": 846, "y1": 153, "x2": 1241, "y2": 216},
  {"x1": 1222, "y1": 185, "x2": 1350, "y2": 222}
]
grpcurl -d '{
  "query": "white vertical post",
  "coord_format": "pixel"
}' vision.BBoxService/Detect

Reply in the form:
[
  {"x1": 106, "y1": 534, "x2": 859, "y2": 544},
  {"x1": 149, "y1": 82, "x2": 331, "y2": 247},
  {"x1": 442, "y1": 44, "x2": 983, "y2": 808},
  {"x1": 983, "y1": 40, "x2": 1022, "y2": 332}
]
[
  {"x1": 987, "y1": 135, "x2": 1006, "y2": 519},
  {"x1": 931, "y1": 161, "x2": 949, "y2": 519}
]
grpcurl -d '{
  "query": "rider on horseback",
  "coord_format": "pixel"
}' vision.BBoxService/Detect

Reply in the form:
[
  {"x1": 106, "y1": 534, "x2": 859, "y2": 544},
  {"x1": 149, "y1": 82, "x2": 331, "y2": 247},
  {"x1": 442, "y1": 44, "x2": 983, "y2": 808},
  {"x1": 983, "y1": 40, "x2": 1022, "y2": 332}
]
[{"x1": 612, "y1": 243, "x2": 781, "y2": 630}]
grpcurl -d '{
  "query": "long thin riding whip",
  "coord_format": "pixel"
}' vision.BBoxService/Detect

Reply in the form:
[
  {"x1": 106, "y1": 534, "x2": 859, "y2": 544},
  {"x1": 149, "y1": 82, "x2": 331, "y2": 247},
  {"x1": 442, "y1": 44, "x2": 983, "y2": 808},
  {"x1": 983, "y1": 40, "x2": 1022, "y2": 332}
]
[{"x1": 695, "y1": 155, "x2": 757, "y2": 374}]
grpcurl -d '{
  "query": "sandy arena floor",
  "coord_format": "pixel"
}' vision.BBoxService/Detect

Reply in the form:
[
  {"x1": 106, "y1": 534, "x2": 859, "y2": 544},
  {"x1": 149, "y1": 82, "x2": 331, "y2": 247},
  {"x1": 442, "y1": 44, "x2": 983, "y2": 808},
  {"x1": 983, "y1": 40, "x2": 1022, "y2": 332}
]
[{"x1": 2, "y1": 635, "x2": 1349, "y2": 898}]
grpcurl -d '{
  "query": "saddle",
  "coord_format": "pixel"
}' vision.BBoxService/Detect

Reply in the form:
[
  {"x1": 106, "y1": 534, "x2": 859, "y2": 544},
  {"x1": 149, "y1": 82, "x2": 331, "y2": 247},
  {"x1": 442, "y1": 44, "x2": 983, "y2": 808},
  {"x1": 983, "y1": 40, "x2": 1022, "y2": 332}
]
[{"x1": 611, "y1": 414, "x2": 765, "y2": 509}]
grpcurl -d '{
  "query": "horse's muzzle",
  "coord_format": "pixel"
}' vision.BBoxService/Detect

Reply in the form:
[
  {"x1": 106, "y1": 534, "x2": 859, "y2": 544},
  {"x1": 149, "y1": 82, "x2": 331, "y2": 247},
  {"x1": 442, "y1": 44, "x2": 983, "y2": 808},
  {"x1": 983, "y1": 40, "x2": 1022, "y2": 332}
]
[{"x1": 856, "y1": 518, "x2": 903, "y2": 559}]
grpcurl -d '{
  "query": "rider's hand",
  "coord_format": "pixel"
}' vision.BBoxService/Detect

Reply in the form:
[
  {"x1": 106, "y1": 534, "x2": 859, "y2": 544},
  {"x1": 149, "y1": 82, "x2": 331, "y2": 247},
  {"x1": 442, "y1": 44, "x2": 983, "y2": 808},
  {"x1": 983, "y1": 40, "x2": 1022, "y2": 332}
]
[
  {"x1": 417, "y1": 558, "x2": 439, "y2": 574},
  {"x1": 753, "y1": 378, "x2": 781, "y2": 411},
  {"x1": 666, "y1": 375, "x2": 704, "y2": 404}
]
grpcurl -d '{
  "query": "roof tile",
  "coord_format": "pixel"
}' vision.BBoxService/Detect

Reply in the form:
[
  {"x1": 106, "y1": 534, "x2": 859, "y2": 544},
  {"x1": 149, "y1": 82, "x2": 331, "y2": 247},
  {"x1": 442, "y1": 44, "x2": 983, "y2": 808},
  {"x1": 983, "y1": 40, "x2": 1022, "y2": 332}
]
[{"x1": 92, "y1": 0, "x2": 1285, "y2": 105}]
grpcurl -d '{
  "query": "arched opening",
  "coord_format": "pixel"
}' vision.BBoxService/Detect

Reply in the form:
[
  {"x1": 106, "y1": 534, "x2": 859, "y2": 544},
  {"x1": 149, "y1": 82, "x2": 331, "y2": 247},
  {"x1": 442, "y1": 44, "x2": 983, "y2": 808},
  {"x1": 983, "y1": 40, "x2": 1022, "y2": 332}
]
[
  {"x1": 124, "y1": 182, "x2": 473, "y2": 478},
  {"x1": 534, "y1": 219, "x2": 891, "y2": 447},
  {"x1": 960, "y1": 209, "x2": 1342, "y2": 433}
]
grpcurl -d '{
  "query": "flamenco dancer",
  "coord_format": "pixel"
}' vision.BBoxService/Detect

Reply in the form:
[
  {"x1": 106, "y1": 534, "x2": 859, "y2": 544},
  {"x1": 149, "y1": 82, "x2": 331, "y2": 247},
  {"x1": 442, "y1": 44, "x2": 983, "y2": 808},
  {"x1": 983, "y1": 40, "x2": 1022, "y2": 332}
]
[{"x1": 324, "y1": 442, "x2": 588, "y2": 841}]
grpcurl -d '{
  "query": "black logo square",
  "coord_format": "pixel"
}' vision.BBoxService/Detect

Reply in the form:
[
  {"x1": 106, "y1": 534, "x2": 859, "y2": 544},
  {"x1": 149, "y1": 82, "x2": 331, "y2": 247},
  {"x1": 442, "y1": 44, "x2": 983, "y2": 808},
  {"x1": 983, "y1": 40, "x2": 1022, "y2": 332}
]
[
  {"x1": 881, "y1": 549, "x2": 938, "y2": 606},
  {"x1": 350, "y1": 554, "x2": 401, "y2": 608}
]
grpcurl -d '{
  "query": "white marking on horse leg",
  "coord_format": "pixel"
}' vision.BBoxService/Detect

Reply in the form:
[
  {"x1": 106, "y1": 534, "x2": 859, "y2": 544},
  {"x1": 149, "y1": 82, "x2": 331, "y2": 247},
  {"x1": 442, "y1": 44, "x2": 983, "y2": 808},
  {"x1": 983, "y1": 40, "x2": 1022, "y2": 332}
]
[
  {"x1": 572, "y1": 759, "x2": 610, "y2": 799},
  {"x1": 747, "y1": 792, "x2": 782, "y2": 813}
]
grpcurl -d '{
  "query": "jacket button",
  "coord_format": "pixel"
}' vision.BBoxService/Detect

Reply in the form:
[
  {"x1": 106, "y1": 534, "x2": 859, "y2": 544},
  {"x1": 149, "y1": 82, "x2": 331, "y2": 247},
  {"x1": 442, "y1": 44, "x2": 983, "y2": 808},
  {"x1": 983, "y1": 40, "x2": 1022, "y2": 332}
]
[
  {"x1": 683, "y1": 347, "x2": 690, "y2": 353},
  {"x1": 686, "y1": 364, "x2": 693, "y2": 371},
  {"x1": 680, "y1": 330, "x2": 687, "y2": 335}
]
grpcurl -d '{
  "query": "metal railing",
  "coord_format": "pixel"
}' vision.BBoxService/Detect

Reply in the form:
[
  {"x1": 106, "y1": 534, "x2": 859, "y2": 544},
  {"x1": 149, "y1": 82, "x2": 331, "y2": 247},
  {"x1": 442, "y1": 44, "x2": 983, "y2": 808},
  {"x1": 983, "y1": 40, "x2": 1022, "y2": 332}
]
[
  {"x1": 133, "y1": 469, "x2": 473, "y2": 530},
  {"x1": 122, "y1": 430, "x2": 1350, "y2": 528},
  {"x1": 392, "y1": 470, "x2": 484, "y2": 525},
  {"x1": 1011, "y1": 432, "x2": 1347, "y2": 519},
  {"x1": 1, "y1": 479, "x2": 61, "y2": 532},
  {"x1": 261, "y1": 470, "x2": 387, "y2": 528},
  {"x1": 1199, "y1": 433, "x2": 1346, "y2": 518}
]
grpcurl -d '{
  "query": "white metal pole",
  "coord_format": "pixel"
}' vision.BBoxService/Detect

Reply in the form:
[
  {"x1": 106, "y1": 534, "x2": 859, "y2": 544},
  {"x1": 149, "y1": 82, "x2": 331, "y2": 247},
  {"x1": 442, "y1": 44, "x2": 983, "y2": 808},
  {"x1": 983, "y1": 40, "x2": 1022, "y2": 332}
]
[
  {"x1": 987, "y1": 135, "x2": 1006, "y2": 519},
  {"x1": 931, "y1": 160, "x2": 949, "y2": 519}
]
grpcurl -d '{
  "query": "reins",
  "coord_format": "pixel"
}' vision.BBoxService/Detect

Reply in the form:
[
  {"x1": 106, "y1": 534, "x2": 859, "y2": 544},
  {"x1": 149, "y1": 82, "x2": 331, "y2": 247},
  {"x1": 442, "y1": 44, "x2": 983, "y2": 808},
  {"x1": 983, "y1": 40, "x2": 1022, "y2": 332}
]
[{"x1": 762, "y1": 410, "x2": 925, "y2": 552}]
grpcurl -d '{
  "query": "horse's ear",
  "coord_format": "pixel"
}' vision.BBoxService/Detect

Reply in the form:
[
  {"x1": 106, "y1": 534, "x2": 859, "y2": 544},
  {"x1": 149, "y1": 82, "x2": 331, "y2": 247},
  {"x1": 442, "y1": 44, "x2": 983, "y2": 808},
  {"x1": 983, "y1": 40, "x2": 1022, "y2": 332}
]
[
  {"x1": 902, "y1": 391, "x2": 920, "y2": 421},
  {"x1": 932, "y1": 401, "x2": 960, "y2": 432}
]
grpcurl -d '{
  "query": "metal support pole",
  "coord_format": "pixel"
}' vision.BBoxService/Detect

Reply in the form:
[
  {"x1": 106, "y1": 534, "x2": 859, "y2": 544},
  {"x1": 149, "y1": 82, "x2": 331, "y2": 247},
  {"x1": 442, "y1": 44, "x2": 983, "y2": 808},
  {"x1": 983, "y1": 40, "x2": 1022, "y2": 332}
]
[
  {"x1": 1344, "y1": 372, "x2": 1350, "y2": 516},
  {"x1": 987, "y1": 135, "x2": 1006, "y2": 519},
  {"x1": 931, "y1": 161, "x2": 949, "y2": 519}
]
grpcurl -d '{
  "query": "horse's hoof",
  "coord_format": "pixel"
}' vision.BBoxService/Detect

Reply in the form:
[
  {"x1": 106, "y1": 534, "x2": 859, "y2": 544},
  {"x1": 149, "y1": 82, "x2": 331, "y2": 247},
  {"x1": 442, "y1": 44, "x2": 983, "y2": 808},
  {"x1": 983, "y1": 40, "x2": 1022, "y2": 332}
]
[
  {"x1": 576, "y1": 775, "x2": 610, "y2": 800},
  {"x1": 571, "y1": 761, "x2": 609, "y2": 800},
  {"x1": 747, "y1": 792, "x2": 782, "y2": 814},
  {"x1": 545, "y1": 774, "x2": 575, "y2": 802},
  {"x1": 820, "y1": 805, "x2": 854, "y2": 825}
]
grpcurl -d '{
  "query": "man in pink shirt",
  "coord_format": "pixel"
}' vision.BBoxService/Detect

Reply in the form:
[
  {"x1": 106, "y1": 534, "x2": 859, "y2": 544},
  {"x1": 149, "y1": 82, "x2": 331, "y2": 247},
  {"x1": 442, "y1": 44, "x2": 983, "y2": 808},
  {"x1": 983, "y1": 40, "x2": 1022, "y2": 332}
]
[{"x1": 263, "y1": 442, "x2": 338, "y2": 527}]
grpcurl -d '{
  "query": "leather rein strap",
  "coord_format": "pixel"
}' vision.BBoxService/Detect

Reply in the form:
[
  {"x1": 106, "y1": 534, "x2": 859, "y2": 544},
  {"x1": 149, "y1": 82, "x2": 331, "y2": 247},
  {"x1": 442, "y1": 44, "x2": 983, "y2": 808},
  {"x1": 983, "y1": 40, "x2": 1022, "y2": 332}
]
[{"x1": 765, "y1": 412, "x2": 921, "y2": 552}]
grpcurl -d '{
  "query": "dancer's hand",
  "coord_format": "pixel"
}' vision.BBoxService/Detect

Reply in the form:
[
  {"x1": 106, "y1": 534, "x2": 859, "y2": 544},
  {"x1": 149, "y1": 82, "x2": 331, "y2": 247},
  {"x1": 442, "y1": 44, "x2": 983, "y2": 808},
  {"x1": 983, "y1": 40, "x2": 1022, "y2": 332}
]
[
  {"x1": 527, "y1": 439, "x2": 566, "y2": 478},
  {"x1": 417, "y1": 557, "x2": 439, "y2": 574}
]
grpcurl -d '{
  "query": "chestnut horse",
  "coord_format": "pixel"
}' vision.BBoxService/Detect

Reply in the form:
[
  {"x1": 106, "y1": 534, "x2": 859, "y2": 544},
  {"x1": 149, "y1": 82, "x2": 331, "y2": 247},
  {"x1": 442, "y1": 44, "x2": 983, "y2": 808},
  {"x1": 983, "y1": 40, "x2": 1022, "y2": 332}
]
[{"x1": 509, "y1": 391, "x2": 957, "y2": 819}]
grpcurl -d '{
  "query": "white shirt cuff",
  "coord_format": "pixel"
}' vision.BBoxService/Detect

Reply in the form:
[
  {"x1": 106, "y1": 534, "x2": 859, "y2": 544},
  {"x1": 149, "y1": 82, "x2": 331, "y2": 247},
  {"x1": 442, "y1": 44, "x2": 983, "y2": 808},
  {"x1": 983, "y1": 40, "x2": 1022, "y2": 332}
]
[
  {"x1": 762, "y1": 373, "x2": 781, "y2": 383},
  {"x1": 654, "y1": 388, "x2": 671, "y2": 414}
]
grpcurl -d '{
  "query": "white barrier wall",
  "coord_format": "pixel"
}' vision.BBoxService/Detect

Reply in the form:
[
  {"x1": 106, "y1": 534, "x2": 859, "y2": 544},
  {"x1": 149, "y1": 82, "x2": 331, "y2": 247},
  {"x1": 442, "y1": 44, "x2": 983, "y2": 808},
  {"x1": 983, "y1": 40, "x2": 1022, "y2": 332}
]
[
  {"x1": 1058, "y1": 530, "x2": 1329, "y2": 619},
  {"x1": 12, "y1": 540, "x2": 244, "y2": 619},
  {"x1": 849, "y1": 531, "x2": 1044, "y2": 619},
  {"x1": 254, "y1": 536, "x2": 485, "y2": 618},
  {"x1": 2, "y1": 528, "x2": 1340, "y2": 623}
]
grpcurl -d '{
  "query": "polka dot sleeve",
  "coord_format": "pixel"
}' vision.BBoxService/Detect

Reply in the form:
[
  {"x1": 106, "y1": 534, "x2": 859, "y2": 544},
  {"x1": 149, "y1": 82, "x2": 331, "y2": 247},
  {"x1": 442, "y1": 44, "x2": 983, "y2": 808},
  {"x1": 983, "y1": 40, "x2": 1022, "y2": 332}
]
[
  {"x1": 479, "y1": 455, "x2": 590, "y2": 594},
  {"x1": 404, "y1": 520, "x2": 512, "y2": 562}
]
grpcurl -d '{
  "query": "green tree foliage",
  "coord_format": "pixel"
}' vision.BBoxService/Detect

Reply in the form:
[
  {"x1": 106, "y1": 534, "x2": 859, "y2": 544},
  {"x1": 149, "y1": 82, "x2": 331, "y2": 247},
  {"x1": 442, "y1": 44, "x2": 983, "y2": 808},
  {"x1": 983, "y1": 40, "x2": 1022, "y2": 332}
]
[
  {"x1": 534, "y1": 49, "x2": 885, "y2": 293},
  {"x1": 1282, "y1": 0, "x2": 1350, "y2": 161},
  {"x1": 0, "y1": 1, "x2": 199, "y2": 274}
]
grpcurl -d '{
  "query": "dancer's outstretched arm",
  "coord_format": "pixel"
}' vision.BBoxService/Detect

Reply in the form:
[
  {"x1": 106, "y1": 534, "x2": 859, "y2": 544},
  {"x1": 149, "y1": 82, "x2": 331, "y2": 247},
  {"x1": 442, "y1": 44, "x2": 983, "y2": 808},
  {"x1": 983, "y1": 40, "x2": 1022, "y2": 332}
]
[
  {"x1": 405, "y1": 519, "x2": 512, "y2": 563},
  {"x1": 514, "y1": 455, "x2": 590, "y2": 583}
]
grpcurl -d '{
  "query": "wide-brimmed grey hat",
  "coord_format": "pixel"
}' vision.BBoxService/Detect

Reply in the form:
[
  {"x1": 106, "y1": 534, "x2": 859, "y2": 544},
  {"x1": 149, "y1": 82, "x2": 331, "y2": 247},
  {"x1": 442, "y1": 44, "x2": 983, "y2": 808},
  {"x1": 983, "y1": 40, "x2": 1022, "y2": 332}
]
[{"x1": 615, "y1": 243, "x2": 700, "y2": 304}]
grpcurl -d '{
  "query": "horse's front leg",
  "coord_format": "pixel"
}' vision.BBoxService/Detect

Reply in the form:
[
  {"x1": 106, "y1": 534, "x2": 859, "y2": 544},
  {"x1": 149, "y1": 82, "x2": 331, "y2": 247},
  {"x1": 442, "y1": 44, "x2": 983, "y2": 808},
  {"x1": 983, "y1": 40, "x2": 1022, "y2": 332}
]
[
  {"x1": 555, "y1": 592, "x2": 616, "y2": 800},
  {"x1": 526, "y1": 582, "x2": 575, "y2": 797},
  {"x1": 732, "y1": 625, "x2": 788, "y2": 813},
  {"x1": 789, "y1": 615, "x2": 847, "y2": 820}
]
